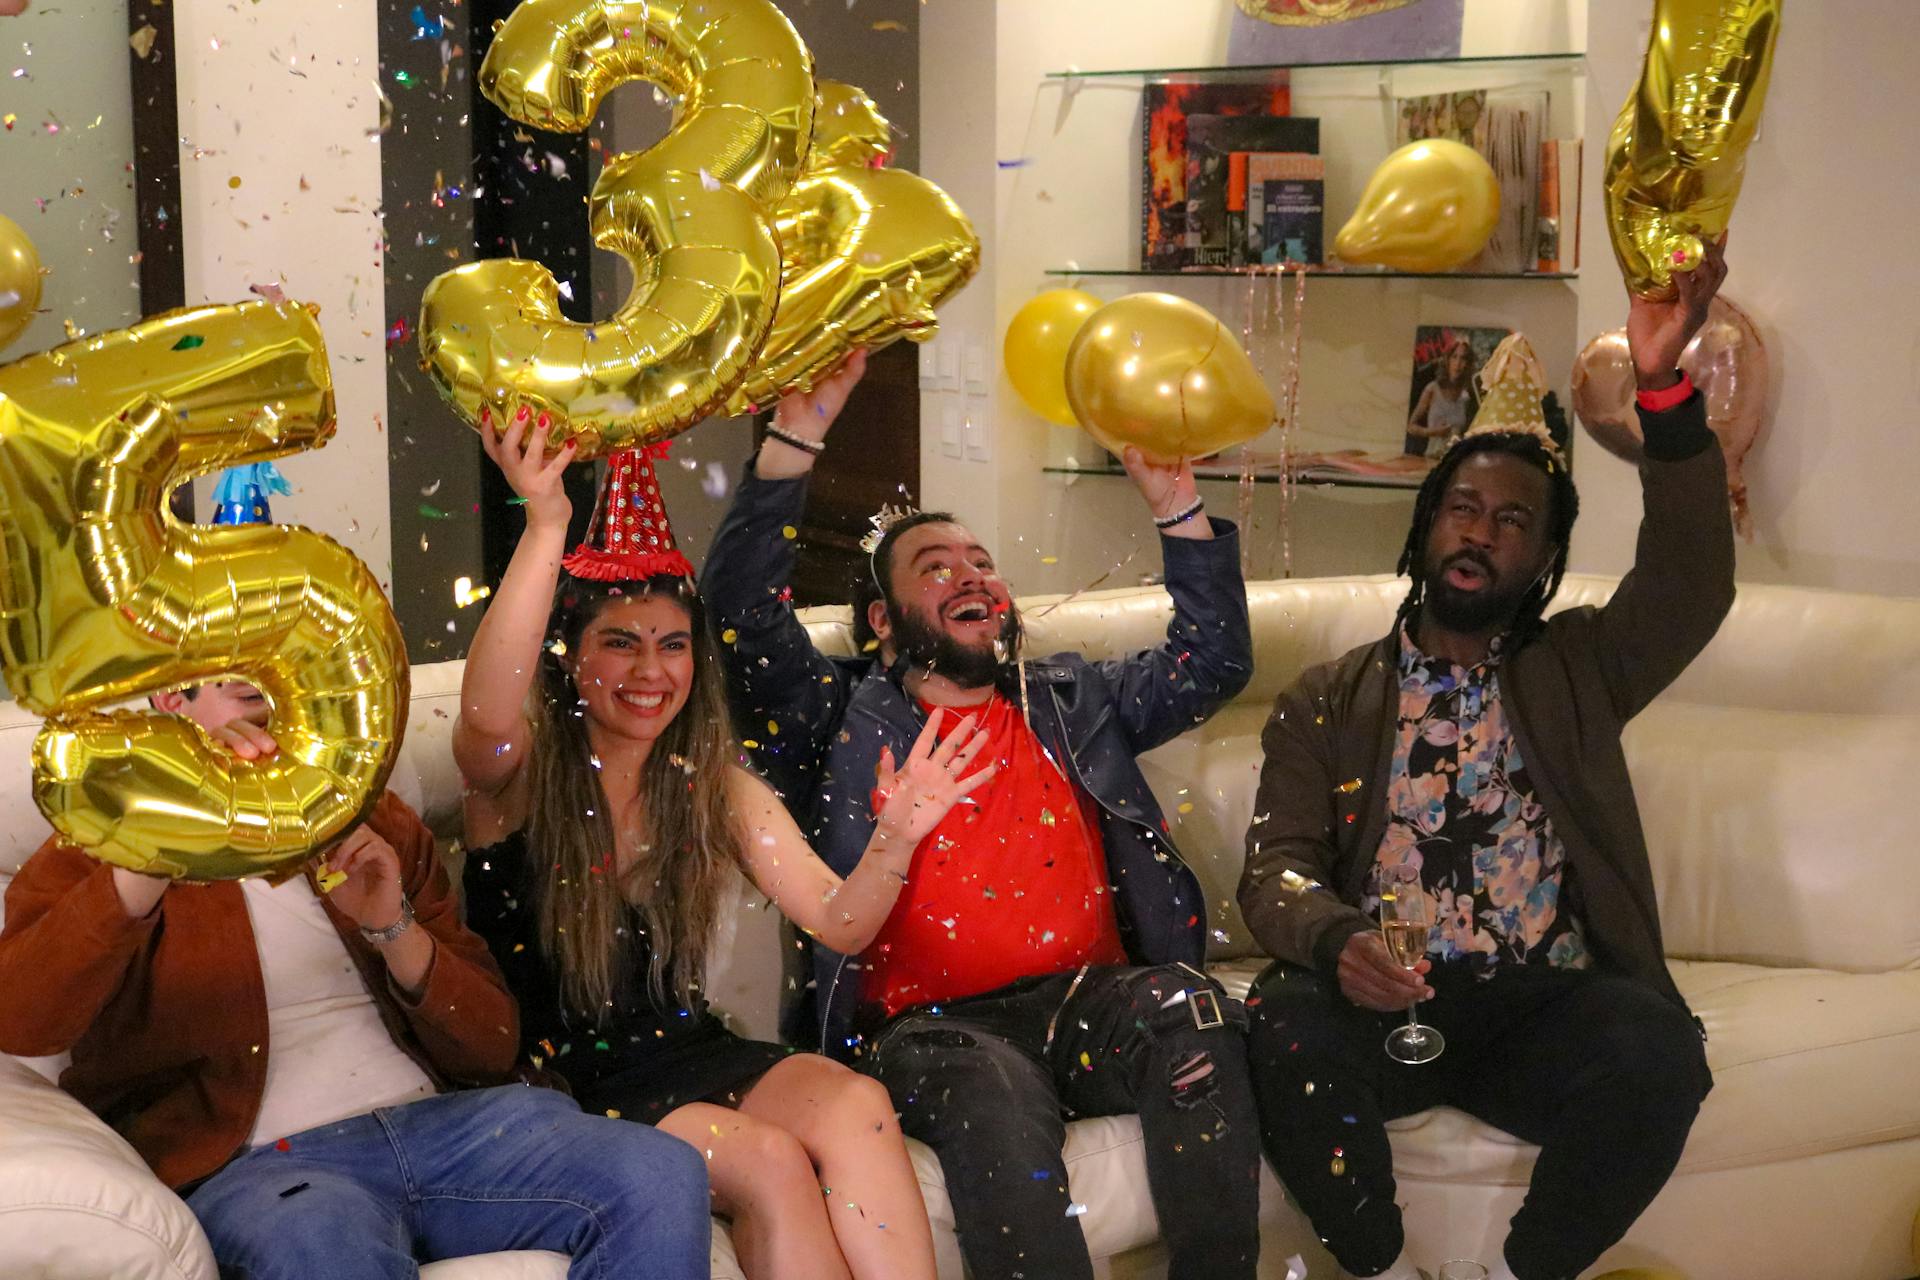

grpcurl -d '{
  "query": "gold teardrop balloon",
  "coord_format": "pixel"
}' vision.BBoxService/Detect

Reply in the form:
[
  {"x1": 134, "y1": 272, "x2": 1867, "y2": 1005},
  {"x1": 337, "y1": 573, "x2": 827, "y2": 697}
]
[
  {"x1": 1334, "y1": 139, "x2": 1500, "y2": 273},
  {"x1": 1603, "y1": 0, "x2": 1782, "y2": 297},
  {"x1": 1063, "y1": 292, "x2": 1274, "y2": 464}
]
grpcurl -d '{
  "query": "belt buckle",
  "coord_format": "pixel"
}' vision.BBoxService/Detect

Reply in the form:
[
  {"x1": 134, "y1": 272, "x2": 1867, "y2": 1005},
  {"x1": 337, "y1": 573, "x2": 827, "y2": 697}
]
[{"x1": 1188, "y1": 986, "x2": 1225, "y2": 1031}]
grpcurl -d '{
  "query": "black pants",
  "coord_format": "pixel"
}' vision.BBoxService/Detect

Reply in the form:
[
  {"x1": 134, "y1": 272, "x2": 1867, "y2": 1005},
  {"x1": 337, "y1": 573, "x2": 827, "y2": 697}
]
[
  {"x1": 1247, "y1": 961, "x2": 1711, "y2": 1280},
  {"x1": 864, "y1": 964, "x2": 1261, "y2": 1280}
]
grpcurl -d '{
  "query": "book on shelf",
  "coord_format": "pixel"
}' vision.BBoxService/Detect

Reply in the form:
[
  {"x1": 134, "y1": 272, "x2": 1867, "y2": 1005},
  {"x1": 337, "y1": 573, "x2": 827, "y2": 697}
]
[
  {"x1": 1534, "y1": 137, "x2": 1582, "y2": 272},
  {"x1": 1395, "y1": 87, "x2": 1548, "y2": 274},
  {"x1": 1244, "y1": 152, "x2": 1324, "y2": 267},
  {"x1": 1140, "y1": 76, "x2": 1291, "y2": 271},
  {"x1": 1183, "y1": 115, "x2": 1319, "y2": 269}
]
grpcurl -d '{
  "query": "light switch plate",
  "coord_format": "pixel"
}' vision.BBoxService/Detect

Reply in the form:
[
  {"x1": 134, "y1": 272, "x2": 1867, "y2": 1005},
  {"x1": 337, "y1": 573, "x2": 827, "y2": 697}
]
[
  {"x1": 963, "y1": 341, "x2": 989, "y2": 394},
  {"x1": 917, "y1": 340, "x2": 940, "y2": 390},
  {"x1": 940, "y1": 401, "x2": 962, "y2": 459},
  {"x1": 962, "y1": 399, "x2": 988, "y2": 461},
  {"x1": 938, "y1": 343, "x2": 961, "y2": 392}
]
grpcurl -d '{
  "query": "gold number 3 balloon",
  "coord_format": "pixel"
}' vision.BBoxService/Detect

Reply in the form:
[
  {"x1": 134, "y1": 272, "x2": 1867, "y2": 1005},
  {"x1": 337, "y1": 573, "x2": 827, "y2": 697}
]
[
  {"x1": 0, "y1": 300, "x2": 408, "y2": 880},
  {"x1": 723, "y1": 80, "x2": 980, "y2": 414},
  {"x1": 1604, "y1": 0, "x2": 1781, "y2": 297},
  {"x1": 419, "y1": 0, "x2": 815, "y2": 457}
]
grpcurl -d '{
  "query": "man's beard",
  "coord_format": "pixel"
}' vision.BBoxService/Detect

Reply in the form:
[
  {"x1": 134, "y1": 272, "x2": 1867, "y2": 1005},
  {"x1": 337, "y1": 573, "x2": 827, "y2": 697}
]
[
  {"x1": 890, "y1": 599, "x2": 1023, "y2": 689},
  {"x1": 1421, "y1": 550, "x2": 1531, "y2": 634}
]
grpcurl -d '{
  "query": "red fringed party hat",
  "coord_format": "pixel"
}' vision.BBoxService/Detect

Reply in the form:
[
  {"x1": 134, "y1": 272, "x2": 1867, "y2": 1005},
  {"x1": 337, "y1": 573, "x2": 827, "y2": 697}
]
[{"x1": 560, "y1": 442, "x2": 695, "y2": 583}]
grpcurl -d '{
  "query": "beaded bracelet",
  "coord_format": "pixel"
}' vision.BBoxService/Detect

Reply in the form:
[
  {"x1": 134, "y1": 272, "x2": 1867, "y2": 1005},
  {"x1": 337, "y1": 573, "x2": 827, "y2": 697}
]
[
  {"x1": 1153, "y1": 497, "x2": 1205, "y2": 529},
  {"x1": 763, "y1": 423, "x2": 826, "y2": 455}
]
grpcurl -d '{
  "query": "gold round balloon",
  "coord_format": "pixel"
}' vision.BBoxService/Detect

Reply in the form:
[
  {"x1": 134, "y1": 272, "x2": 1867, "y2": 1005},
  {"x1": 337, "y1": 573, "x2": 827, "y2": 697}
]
[
  {"x1": 1004, "y1": 288, "x2": 1102, "y2": 428},
  {"x1": 1334, "y1": 139, "x2": 1500, "y2": 273},
  {"x1": 419, "y1": 0, "x2": 816, "y2": 458},
  {"x1": 1064, "y1": 292, "x2": 1275, "y2": 463},
  {"x1": 723, "y1": 80, "x2": 980, "y2": 414},
  {"x1": 1604, "y1": 0, "x2": 1781, "y2": 298},
  {"x1": 0, "y1": 300, "x2": 408, "y2": 880},
  {"x1": 0, "y1": 213, "x2": 43, "y2": 352}
]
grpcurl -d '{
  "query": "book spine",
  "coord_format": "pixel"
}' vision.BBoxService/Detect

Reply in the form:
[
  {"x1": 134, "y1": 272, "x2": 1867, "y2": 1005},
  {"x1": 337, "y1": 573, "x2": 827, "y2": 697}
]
[{"x1": 1536, "y1": 138, "x2": 1561, "y2": 273}]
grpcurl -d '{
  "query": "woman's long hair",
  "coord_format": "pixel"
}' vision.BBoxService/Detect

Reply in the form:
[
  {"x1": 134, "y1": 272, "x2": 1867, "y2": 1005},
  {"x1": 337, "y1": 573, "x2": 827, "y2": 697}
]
[{"x1": 523, "y1": 573, "x2": 746, "y2": 1019}]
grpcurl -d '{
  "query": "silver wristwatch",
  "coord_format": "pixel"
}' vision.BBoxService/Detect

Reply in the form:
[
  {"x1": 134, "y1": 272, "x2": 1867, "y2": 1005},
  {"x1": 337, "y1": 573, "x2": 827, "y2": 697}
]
[{"x1": 359, "y1": 895, "x2": 415, "y2": 945}]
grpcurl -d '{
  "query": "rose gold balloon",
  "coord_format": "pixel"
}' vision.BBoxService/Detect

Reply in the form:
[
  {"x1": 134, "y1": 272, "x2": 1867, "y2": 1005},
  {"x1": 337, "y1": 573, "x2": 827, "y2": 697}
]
[
  {"x1": 1569, "y1": 296, "x2": 1769, "y2": 535},
  {"x1": 1569, "y1": 329, "x2": 1640, "y2": 461},
  {"x1": 1683, "y1": 296, "x2": 1768, "y2": 534}
]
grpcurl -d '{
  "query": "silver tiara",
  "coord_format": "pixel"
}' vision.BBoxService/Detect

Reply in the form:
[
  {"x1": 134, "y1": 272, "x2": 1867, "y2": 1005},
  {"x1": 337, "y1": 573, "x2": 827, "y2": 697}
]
[{"x1": 859, "y1": 502, "x2": 920, "y2": 556}]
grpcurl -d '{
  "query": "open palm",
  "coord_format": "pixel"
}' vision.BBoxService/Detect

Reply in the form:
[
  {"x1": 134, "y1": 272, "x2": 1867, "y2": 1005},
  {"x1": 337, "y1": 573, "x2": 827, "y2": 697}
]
[{"x1": 874, "y1": 708, "x2": 998, "y2": 847}]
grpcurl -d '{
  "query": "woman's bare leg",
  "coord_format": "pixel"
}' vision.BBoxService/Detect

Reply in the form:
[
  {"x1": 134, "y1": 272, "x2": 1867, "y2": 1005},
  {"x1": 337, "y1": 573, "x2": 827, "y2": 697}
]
[
  {"x1": 737, "y1": 1055, "x2": 938, "y2": 1280},
  {"x1": 657, "y1": 1100, "x2": 852, "y2": 1280}
]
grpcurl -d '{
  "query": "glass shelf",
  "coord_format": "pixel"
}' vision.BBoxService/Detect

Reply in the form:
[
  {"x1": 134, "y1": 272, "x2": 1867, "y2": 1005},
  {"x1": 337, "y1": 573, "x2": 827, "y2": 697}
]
[
  {"x1": 1045, "y1": 463, "x2": 1424, "y2": 493},
  {"x1": 1043, "y1": 267, "x2": 1577, "y2": 281},
  {"x1": 1045, "y1": 51, "x2": 1585, "y2": 82}
]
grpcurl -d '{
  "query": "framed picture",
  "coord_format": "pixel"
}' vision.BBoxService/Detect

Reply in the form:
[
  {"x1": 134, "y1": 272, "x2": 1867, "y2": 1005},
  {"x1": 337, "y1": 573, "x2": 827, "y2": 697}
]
[{"x1": 1404, "y1": 324, "x2": 1512, "y2": 458}]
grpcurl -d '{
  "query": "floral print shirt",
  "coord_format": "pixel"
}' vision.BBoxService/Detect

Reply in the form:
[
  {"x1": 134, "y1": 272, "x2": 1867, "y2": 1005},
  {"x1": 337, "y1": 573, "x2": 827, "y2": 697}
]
[{"x1": 1366, "y1": 625, "x2": 1590, "y2": 977}]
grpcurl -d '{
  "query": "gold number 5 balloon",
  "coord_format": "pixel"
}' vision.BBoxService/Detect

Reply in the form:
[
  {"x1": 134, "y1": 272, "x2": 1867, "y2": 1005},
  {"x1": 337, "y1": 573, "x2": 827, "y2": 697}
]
[
  {"x1": 723, "y1": 80, "x2": 980, "y2": 413},
  {"x1": 420, "y1": 0, "x2": 815, "y2": 457},
  {"x1": 0, "y1": 300, "x2": 408, "y2": 880},
  {"x1": 1604, "y1": 0, "x2": 1781, "y2": 297}
]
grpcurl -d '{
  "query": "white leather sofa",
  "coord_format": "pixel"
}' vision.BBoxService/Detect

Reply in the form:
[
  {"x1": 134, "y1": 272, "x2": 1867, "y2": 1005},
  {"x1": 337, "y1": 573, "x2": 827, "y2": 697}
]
[{"x1": 2, "y1": 573, "x2": 1917, "y2": 1279}]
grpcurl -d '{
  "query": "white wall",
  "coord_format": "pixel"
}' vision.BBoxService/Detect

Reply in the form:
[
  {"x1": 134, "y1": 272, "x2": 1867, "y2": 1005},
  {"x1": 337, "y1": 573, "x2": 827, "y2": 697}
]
[
  {"x1": 919, "y1": 0, "x2": 1589, "y2": 595},
  {"x1": 174, "y1": 0, "x2": 391, "y2": 588},
  {"x1": 1570, "y1": 1, "x2": 1920, "y2": 598},
  {"x1": 0, "y1": 4, "x2": 142, "y2": 355}
]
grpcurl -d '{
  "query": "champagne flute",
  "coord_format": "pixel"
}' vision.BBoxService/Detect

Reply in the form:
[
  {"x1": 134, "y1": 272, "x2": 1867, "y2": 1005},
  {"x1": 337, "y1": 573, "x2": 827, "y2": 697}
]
[{"x1": 1379, "y1": 870, "x2": 1444, "y2": 1064}]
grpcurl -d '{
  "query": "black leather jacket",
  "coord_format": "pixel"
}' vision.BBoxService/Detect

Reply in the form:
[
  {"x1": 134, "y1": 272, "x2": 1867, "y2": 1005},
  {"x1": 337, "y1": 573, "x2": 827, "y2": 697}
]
[{"x1": 702, "y1": 465, "x2": 1254, "y2": 1058}]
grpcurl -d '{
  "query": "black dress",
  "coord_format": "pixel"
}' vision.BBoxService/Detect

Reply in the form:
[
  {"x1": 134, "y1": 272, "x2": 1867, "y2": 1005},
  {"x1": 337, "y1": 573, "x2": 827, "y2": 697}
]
[{"x1": 463, "y1": 829, "x2": 791, "y2": 1124}]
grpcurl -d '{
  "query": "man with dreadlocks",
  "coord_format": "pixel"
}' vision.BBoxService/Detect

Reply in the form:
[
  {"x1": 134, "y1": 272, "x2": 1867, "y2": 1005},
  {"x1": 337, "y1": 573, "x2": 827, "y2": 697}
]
[
  {"x1": 1238, "y1": 242, "x2": 1735, "y2": 1280},
  {"x1": 701, "y1": 350, "x2": 1262, "y2": 1280}
]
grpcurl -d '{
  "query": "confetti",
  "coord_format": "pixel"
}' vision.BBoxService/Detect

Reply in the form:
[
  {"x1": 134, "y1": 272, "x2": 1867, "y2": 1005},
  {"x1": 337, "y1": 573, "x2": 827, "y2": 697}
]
[
  {"x1": 170, "y1": 335, "x2": 205, "y2": 351},
  {"x1": 315, "y1": 868, "x2": 348, "y2": 893}
]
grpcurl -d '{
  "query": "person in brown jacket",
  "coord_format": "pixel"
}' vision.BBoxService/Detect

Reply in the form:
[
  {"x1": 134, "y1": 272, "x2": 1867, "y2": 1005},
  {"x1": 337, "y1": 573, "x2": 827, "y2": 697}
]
[
  {"x1": 0, "y1": 680, "x2": 712, "y2": 1280},
  {"x1": 1238, "y1": 242, "x2": 1736, "y2": 1280}
]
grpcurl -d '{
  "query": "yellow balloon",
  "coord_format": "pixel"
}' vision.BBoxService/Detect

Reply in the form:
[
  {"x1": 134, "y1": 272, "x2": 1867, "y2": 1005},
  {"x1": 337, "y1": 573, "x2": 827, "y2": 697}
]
[
  {"x1": 723, "y1": 80, "x2": 980, "y2": 414},
  {"x1": 0, "y1": 213, "x2": 43, "y2": 352},
  {"x1": 420, "y1": 0, "x2": 815, "y2": 458},
  {"x1": 1604, "y1": 0, "x2": 1781, "y2": 297},
  {"x1": 1334, "y1": 139, "x2": 1500, "y2": 273},
  {"x1": 1004, "y1": 289, "x2": 1102, "y2": 428},
  {"x1": 1064, "y1": 292, "x2": 1275, "y2": 463},
  {"x1": 0, "y1": 300, "x2": 408, "y2": 880}
]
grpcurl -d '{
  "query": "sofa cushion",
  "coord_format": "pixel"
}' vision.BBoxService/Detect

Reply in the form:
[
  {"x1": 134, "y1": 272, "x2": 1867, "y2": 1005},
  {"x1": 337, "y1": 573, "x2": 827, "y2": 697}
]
[{"x1": 1214, "y1": 956, "x2": 1920, "y2": 1185}]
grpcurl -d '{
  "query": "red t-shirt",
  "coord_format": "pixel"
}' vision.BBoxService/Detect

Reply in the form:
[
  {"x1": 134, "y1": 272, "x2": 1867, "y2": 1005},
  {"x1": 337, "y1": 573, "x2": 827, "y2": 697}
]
[{"x1": 860, "y1": 695, "x2": 1128, "y2": 1018}]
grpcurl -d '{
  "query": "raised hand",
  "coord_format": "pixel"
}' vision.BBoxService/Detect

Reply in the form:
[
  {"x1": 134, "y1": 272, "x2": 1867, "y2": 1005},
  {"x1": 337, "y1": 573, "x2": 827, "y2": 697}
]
[
  {"x1": 1120, "y1": 445, "x2": 1204, "y2": 531},
  {"x1": 873, "y1": 708, "x2": 998, "y2": 850},
  {"x1": 1626, "y1": 234, "x2": 1729, "y2": 389},
  {"x1": 772, "y1": 348, "x2": 868, "y2": 446},
  {"x1": 479, "y1": 408, "x2": 576, "y2": 530}
]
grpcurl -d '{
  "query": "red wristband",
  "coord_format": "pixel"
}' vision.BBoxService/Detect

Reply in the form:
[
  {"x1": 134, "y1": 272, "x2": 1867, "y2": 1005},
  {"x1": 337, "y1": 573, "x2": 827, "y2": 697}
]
[{"x1": 1635, "y1": 371, "x2": 1695, "y2": 413}]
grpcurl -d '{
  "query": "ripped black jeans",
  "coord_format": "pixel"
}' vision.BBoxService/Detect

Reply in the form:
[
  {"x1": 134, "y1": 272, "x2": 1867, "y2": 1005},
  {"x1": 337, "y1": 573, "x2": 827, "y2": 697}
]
[{"x1": 863, "y1": 964, "x2": 1261, "y2": 1280}]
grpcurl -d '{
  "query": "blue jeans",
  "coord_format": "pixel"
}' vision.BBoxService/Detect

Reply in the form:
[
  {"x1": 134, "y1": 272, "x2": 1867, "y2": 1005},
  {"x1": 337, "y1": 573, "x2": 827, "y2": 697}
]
[{"x1": 186, "y1": 1084, "x2": 710, "y2": 1280}]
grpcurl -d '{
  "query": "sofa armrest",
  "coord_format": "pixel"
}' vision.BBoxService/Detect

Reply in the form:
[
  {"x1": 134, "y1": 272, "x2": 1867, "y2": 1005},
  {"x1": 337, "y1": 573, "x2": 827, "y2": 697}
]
[{"x1": 0, "y1": 1054, "x2": 216, "y2": 1280}]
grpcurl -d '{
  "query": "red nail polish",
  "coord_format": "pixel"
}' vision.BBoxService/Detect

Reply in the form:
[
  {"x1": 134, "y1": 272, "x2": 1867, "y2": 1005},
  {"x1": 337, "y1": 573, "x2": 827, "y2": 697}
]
[
  {"x1": 480, "y1": 405, "x2": 492, "y2": 425},
  {"x1": 564, "y1": 438, "x2": 577, "y2": 449},
  {"x1": 537, "y1": 412, "x2": 551, "y2": 430},
  {"x1": 515, "y1": 405, "x2": 530, "y2": 422}
]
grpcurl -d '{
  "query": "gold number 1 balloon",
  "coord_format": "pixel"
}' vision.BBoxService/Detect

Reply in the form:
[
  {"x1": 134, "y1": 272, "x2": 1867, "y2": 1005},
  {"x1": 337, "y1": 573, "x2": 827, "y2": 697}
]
[
  {"x1": 419, "y1": 0, "x2": 815, "y2": 458},
  {"x1": 723, "y1": 80, "x2": 980, "y2": 414},
  {"x1": 0, "y1": 300, "x2": 408, "y2": 879},
  {"x1": 1604, "y1": 0, "x2": 1782, "y2": 297}
]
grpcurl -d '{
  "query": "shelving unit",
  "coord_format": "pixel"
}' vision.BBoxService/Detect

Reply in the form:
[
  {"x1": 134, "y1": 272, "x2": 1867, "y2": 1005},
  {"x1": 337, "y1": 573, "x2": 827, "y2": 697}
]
[
  {"x1": 1024, "y1": 48, "x2": 1589, "y2": 521},
  {"x1": 1044, "y1": 51, "x2": 1587, "y2": 81}
]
